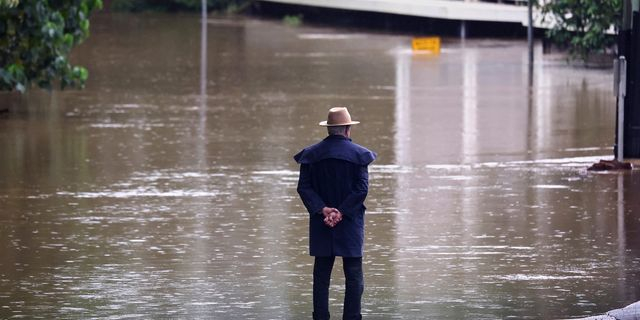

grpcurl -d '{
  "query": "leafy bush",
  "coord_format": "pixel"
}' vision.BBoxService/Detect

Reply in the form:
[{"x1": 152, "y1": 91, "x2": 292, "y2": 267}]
[
  {"x1": 283, "y1": 14, "x2": 303, "y2": 27},
  {"x1": 0, "y1": 0, "x2": 103, "y2": 92}
]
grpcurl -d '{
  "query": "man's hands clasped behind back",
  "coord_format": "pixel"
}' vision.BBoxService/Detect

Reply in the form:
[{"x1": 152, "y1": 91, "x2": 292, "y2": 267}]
[{"x1": 322, "y1": 207, "x2": 343, "y2": 228}]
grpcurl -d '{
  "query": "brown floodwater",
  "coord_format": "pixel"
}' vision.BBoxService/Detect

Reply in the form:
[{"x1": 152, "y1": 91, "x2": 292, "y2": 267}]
[{"x1": 1, "y1": 12, "x2": 639, "y2": 319}]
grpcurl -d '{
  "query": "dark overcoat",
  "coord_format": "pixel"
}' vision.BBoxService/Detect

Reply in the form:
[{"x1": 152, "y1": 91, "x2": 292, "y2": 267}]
[{"x1": 294, "y1": 135, "x2": 376, "y2": 257}]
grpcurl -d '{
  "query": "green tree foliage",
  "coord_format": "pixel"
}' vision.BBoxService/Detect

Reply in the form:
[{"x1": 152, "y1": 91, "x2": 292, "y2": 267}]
[
  {"x1": 0, "y1": 0, "x2": 103, "y2": 93},
  {"x1": 111, "y1": 0, "x2": 249, "y2": 13},
  {"x1": 541, "y1": 0, "x2": 621, "y2": 60},
  {"x1": 0, "y1": 0, "x2": 19, "y2": 8}
]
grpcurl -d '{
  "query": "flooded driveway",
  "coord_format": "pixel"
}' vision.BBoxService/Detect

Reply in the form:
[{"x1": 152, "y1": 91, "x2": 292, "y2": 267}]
[{"x1": 1, "y1": 13, "x2": 639, "y2": 319}]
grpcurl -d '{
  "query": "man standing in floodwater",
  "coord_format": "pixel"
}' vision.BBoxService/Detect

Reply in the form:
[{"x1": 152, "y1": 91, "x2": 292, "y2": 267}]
[{"x1": 294, "y1": 107, "x2": 377, "y2": 320}]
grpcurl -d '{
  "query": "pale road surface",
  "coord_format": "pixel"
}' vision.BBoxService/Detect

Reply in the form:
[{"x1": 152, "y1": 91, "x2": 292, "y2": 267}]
[{"x1": 572, "y1": 301, "x2": 640, "y2": 319}]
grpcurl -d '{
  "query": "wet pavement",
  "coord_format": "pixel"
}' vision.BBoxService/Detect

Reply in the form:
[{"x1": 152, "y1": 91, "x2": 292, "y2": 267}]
[{"x1": 1, "y1": 13, "x2": 639, "y2": 319}]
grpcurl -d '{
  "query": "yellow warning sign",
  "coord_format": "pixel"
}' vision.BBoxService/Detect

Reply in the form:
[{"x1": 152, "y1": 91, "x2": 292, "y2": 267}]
[{"x1": 412, "y1": 37, "x2": 441, "y2": 53}]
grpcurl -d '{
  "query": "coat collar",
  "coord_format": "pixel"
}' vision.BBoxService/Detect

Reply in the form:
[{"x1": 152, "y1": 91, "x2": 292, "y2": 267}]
[{"x1": 324, "y1": 134, "x2": 351, "y2": 142}]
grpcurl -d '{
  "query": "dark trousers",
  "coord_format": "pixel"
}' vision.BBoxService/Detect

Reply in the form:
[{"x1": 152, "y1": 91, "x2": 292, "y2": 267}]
[{"x1": 313, "y1": 256, "x2": 363, "y2": 320}]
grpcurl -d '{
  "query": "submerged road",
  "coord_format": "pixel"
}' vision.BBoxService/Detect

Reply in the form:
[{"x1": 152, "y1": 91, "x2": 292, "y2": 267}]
[{"x1": 1, "y1": 13, "x2": 639, "y2": 319}]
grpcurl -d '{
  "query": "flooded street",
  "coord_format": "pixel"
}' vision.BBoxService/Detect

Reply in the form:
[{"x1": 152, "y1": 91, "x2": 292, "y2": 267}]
[{"x1": 1, "y1": 13, "x2": 640, "y2": 319}]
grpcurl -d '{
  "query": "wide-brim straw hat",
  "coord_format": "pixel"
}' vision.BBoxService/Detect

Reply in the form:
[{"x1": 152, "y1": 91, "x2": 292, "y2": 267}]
[{"x1": 319, "y1": 107, "x2": 360, "y2": 126}]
